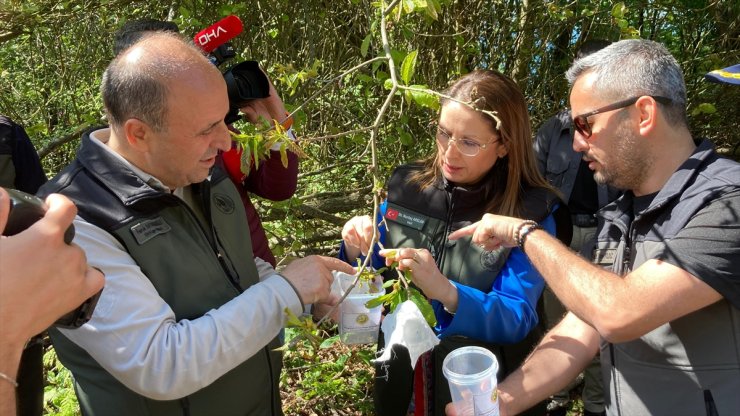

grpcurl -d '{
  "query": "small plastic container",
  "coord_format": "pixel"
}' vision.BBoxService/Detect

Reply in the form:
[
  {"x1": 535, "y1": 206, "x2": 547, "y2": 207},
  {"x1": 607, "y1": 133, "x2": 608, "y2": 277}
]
[
  {"x1": 332, "y1": 271, "x2": 385, "y2": 345},
  {"x1": 442, "y1": 346, "x2": 500, "y2": 416}
]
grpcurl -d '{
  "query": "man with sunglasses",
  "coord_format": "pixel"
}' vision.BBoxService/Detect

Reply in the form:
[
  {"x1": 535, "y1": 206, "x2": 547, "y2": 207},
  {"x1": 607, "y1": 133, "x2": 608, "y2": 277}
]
[
  {"x1": 448, "y1": 39, "x2": 740, "y2": 415},
  {"x1": 533, "y1": 40, "x2": 617, "y2": 416}
]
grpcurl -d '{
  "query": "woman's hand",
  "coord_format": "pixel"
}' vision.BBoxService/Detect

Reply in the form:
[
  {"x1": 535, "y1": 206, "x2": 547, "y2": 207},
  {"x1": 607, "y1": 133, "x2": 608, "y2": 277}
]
[
  {"x1": 379, "y1": 248, "x2": 458, "y2": 312},
  {"x1": 341, "y1": 215, "x2": 375, "y2": 259}
]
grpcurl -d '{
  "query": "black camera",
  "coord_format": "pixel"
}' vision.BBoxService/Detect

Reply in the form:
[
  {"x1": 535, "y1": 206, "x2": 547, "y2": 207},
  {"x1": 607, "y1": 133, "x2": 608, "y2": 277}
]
[
  {"x1": 209, "y1": 43, "x2": 270, "y2": 124},
  {"x1": 193, "y1": 15, "x2": 271, "y2": 124},
  {"x1": 1, "y1": 187, "x2": 101, "y2": 328}
]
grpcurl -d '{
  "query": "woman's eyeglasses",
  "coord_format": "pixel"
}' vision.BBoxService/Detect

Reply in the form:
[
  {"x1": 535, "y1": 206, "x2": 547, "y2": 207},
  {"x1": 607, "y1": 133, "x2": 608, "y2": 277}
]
[
  {"x1": 572, "y1": 95, "x2": 672, "y2": 138},
  {"x1": 433, "y1": 124, "x2": 499, "y2": 157}
]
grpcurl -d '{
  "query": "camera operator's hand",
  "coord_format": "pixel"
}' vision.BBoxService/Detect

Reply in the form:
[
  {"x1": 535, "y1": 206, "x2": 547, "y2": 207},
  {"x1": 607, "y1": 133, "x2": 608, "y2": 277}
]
[
  {"x1": 0, "y1": 190, "x2": 105, "y2": 347},
  {"x1": 239, "y1": 71, "x2": 290, "y2": 129},
  {"x1": 279, "y1": 256, "x2": 355, "y2": 305}
]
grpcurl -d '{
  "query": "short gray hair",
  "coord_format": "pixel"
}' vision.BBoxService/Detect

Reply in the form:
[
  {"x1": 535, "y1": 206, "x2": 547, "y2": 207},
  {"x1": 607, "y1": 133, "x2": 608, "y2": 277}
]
[
  {"x1": 566, "y1": 39, "x2": 687, "y2": 127},
  {"x1": 101, "y1": 32, "x2": 210, "y2": 132}
]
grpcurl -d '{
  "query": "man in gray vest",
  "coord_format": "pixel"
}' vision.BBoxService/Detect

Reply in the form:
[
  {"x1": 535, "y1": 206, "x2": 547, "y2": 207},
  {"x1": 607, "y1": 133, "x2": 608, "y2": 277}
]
[
  {"x1": 533, "y1": 40, "x2": 616, "y2": 416},
  {"x1": 448, "y1": 39, "x2": 740, "y2": 415},
  {"x1": 38, "y1": 32, "x2": 355, "y2": 415}
]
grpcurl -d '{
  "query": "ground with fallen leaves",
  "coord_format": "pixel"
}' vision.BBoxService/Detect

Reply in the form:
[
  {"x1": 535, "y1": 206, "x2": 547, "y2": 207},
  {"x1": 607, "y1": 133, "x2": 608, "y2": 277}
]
[{"x1": 281, "y1": 330, "x2": 377, "y2": 415}]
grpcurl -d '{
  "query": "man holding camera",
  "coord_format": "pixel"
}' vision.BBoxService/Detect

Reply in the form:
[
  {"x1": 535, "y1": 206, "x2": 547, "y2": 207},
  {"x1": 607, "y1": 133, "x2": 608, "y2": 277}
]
[{"x1": 38, "y1": 32, "x2": 354, "y2": 415}]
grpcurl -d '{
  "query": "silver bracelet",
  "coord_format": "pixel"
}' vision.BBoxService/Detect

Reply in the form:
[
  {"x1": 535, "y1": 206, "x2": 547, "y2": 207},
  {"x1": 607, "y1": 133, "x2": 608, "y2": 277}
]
[{"x1": 0, "y1": 371, "x2": 18, "y2": 388}]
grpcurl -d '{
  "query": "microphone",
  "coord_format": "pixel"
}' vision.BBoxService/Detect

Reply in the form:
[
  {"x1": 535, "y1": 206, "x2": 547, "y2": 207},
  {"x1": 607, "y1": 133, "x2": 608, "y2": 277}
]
[
  {"x1": 192, "y1": 15, "x2": 269, "y2": 123},
  {"x1": 193, "y1": 15, "x2": 243, "y2": 54}
]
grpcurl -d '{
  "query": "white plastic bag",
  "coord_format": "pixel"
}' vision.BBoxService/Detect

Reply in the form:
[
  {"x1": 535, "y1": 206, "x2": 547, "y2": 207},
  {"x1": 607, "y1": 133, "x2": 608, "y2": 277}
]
[{"x1": 376, "y1": 300, "x2": 440, "y2": 369}]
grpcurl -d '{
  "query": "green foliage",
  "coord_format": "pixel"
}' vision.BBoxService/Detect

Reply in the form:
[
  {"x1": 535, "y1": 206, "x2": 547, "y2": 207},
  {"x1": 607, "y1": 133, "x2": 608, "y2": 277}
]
[
  {"x1": 400, "y1": 49, "x2": 418, "y2": 84},
  {"x1": 281, "y1": 328, "x2": 375, "y2": 414},
  {"x1": 1, "y1": 1, "x2": 738, "y2": 413},
  {"x1": 43, "y1": 347, "x2": 80, "y2": 416},
  {"x1": 364, "y1": 251, "x2": 436, "y2": 327},
  {"x1": 230, "y1": 119, "x2": 304, "y2": 173}
]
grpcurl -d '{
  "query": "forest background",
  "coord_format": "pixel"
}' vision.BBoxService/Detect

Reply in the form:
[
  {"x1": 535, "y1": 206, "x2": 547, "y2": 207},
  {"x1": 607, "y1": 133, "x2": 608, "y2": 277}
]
[{"x1": 1, "y1": 0, "x2": 739, "y2": 415}]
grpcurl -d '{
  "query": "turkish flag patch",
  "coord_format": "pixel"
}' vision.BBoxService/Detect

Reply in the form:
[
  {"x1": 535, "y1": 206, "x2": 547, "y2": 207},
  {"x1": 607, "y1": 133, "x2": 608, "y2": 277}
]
[{"x1": 385, "y1": 208, "x2": 399, "y2": 220}]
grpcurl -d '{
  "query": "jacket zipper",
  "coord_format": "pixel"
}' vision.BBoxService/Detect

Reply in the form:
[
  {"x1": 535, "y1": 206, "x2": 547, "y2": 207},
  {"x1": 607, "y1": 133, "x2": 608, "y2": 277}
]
[
  {"x1": 435, "y1": 186, "x2": 457, "y2": 270},
  {"x1": 610, "y1": 207, "x2": 640, "y2": 416},
  {"x1": 609, "y1": 344, "x2": 621, "y2": 416},
  {"x1": 168, "y1": 183, "x2": 281, "y2": 413},
  {"x1": 196, "y1": 181, "x2": 278, "y2": 415},
  {"x1": 197, "y1": 182, "x2": 242, "y2": 292}
]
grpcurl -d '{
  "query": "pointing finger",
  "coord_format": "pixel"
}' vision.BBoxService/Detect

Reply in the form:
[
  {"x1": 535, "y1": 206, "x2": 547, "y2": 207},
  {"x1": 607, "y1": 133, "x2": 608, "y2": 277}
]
[
  {"x1": 317, "y1": 256, "x2": 356, "y2": 275},
  {"x1": 448, "y1": 222, "x2": 479, "y2": 241}
]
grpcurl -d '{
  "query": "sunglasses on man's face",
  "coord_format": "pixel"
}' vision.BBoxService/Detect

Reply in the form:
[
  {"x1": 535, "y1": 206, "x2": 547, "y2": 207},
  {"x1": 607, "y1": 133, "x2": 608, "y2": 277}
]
[{"x1": 572, "y1": 95, "x2": 673, "y2": 138}]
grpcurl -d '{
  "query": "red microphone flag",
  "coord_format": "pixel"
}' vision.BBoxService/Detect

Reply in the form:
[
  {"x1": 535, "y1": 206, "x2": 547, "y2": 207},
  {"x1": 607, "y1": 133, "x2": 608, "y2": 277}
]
[{"x1": 193, "y1": 15, "x2": 244, "y2": 53}]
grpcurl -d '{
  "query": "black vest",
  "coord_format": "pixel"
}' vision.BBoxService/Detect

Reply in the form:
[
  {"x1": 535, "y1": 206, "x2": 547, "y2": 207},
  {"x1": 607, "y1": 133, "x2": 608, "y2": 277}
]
[
  {"x1": 593, "y1": 140, "x2": 740, "y2": 415},
  {"x1": 384, "y1": 163, "x2": 566, "y2": 415}
]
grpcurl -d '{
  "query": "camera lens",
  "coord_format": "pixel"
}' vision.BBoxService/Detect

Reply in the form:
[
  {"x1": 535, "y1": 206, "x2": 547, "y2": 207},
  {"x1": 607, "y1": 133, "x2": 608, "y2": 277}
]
[{"x1": 224, "y1": 61, "x2": 270, "y2": 107}]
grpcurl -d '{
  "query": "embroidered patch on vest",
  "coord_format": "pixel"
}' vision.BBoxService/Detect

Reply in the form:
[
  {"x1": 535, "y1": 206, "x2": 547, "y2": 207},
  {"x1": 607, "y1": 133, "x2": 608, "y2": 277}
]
[
  {"x1": 593, "y1": 248, "x2": 617, "y2": 266},
  {"x1": 214, "y1": 193, "x2": 235, "y2": 215},
  {"x1": 130, "y1": 217, "x2": 172, "y2": 245},
  {"x1": 480, "y1": 247, "x2": 507, "y2": 271},
  {"x1": 385, "y1": 204, "x2": 427, "y2": 231}
]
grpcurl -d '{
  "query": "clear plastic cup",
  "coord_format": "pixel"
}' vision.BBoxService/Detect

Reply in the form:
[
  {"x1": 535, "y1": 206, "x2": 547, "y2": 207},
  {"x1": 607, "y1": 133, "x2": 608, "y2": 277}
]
[{"x1": 442, "y1": 346, "x2": 500, "y2": 416}]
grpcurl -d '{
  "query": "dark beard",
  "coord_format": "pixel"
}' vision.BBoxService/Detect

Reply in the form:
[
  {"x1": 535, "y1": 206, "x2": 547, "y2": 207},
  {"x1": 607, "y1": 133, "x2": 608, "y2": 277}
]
[{"x1": 594, "y1": 120, "x2": 652, "y2": 191}]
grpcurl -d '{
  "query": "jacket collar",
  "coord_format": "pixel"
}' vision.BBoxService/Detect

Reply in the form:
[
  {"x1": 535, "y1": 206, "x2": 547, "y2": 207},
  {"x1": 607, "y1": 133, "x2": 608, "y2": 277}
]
[
  {"x1": 439, "y1": 163, "x2": 500, "y2": 210},
  {"x1": 601, "y1": 139, "x2": 716, "y2": 225},
  {"x1": 77, "y1": 128, "x2": 171, "y2": 207}
]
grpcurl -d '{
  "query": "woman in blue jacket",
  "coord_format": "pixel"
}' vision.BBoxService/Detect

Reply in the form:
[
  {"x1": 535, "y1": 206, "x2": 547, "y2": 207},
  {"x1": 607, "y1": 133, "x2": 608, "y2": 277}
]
[{"x1": 340, "y1": 70, "x2": 568, "y2": 416}]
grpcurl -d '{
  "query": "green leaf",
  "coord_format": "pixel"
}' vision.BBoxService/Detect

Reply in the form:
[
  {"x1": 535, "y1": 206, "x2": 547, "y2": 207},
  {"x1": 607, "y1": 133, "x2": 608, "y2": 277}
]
[
  {"x1": 426, "y1": 0, "x2": 442, "y2": 20},
  {"x1": 319, "y1": 335, "x2": 340, "y2": 348},
  {"x1": 399, "y1": 130, "x2": 413, "y2": 146},
  {"x1": 360, "y1": 34, "x2": 372, "y2": 58},
  {"x1": 280, "y1": 142, "x2": 289, "y2": 167},
  {"x1": 179, "y1": 6, "x2": 191, "y2": 18},
  {"x1": 284, "y1": 307, "x2": 304, "y2": 327},
  {"x1": 403, "y1": 0, "x2": 416, "y2": 14},
  {"x1": 218, "y1": 4, "x2": 232, "y2": 15},
  {"x1": 252, "y1": 136, "x2": 261, "y2": 169},
  {"x1": 400, "y1": 50, "x2": 418, "y2": 84},
  {"x1": 365, "y1": 291, "x2": 397, "y2": 309},
  {"x1": 408, "y1": 288, "x2": 437, "y2": 326},
  {"x1": 390, "y1": 49, "x2": 407, "y2": 66},
  {"x1": 389, "y1": 291, "x2": 401, "y2": 312},
  {"x1": 692, "y1": 102, "x2": 717, "y2": 116},
  {"x1": 617, "y1": 18, "x2": 628, "y2": 29},
  {"x1": 697, "y1": 103, "x2": 717, "y2": 114},
  {"x1": 383, "y1": 78, "x2": 394, "y2": 90},
  {"x1": 611, "y1": 2, "x2": 627, "y2": 19},
  {"x1": 406, "y1": 85, "x2": 440, "y2": 110}
]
